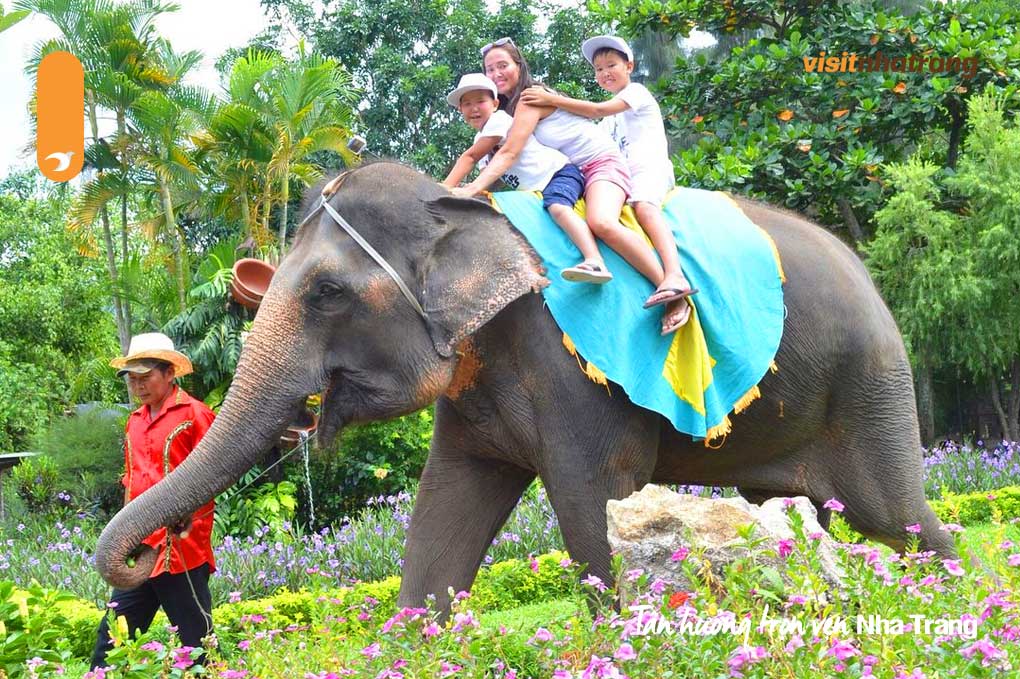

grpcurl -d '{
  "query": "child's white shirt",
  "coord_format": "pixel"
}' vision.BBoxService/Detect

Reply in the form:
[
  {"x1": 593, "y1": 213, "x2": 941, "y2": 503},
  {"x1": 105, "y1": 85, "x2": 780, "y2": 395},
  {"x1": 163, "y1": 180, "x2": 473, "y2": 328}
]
[
  {"x1": 475, "y1": 110, "x2": 567, "y2": 191},
  {"x1": 601, "y1": 82, "x2": 674, "y2": 191}
]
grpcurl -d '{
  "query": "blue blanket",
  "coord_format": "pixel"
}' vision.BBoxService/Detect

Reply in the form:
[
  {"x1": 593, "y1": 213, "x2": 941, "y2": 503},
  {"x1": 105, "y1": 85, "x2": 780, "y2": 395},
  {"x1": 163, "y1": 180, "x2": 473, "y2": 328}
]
[{"x1": 491, "y1": 188, "x2": 785, "y2": 442}]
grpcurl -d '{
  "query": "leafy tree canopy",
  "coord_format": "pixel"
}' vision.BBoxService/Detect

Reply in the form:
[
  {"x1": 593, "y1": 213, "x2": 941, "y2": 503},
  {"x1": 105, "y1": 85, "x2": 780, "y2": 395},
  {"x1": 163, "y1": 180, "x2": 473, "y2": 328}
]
[{"x1": 262, "y1": 0, "x2": 608, "y2": 176}]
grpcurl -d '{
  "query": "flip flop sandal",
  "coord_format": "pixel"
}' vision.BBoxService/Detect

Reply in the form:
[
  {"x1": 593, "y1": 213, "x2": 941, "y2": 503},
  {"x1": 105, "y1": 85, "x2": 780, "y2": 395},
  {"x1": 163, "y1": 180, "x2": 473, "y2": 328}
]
[
  {"x1": 562, "y1": 262, "x2": 613, "y2": 284},
  {"x1": 643, "y1": 285, "x2": 699, "y2": 309},
  {"x1": 660, "y1": 300, "x2": 693, "y2": 336}
]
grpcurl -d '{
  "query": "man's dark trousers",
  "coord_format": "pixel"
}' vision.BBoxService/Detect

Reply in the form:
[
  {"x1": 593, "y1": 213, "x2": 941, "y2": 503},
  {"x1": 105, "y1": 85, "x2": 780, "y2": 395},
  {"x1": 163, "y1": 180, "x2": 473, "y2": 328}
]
[{"x1": 90, "y1": 563, "x2": 213, "y2": 669}]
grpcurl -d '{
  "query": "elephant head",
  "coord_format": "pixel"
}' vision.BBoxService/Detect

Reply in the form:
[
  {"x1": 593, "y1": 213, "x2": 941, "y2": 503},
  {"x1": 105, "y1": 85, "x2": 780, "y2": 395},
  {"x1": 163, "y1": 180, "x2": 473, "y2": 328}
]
[{"x1": 95, "y1": 162, "x2": 547, "y2": 589}]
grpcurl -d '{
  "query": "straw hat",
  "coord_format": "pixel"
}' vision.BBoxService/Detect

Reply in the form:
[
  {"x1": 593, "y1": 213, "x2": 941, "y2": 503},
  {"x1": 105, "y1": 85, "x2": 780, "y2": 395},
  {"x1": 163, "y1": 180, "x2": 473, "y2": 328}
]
[{"x1": 110, "y1": 333, "x2": 193, "y2": 378}]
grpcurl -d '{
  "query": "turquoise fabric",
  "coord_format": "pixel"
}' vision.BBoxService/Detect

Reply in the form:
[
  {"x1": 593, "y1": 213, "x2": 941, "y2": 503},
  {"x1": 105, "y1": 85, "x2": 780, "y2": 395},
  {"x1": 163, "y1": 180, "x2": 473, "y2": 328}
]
[{"x1": 491, "y1": 188, "x2": 785, "y2": 440}]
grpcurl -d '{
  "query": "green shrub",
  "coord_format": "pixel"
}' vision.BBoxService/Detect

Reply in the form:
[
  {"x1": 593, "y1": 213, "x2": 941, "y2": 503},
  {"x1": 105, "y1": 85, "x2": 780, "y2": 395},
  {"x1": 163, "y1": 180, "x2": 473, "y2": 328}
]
[
  {"x1": 9, "y1": 455, "x2": 62, "y2": 516},
  {"x1": 32, "y1": 409, "x2": 127, "y2": 518},
  {"x1": 932, "y1": 485, "x2": 1020, "y2": 524}
]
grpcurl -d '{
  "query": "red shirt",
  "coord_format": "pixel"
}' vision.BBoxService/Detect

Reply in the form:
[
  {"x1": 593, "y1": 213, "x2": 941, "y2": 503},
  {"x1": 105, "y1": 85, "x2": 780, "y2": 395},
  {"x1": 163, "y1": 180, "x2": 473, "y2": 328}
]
[{"x1": 122, "y1": 385, "x2": 216, "y2": 578}]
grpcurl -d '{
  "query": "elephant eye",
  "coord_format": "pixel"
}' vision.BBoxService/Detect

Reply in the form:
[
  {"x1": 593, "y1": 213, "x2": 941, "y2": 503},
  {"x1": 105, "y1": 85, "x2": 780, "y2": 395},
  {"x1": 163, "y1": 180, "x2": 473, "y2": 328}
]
[{"x1": 315, "y1": 280, "x2": 343, "y2": 298}]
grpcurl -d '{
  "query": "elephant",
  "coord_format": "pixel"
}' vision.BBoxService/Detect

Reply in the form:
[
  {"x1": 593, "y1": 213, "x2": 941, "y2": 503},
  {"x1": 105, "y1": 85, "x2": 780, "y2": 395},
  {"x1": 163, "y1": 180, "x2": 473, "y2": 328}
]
[{"x1": 95, "y1": 161, "x2": 954, "y2": 616}]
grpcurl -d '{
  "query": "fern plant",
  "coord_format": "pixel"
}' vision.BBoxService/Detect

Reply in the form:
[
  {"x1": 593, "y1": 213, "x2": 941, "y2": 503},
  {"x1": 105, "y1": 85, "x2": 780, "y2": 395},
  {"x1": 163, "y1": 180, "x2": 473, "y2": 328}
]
[{"x1": 163, "y1": 239, "x2": 252, "y2": 400}]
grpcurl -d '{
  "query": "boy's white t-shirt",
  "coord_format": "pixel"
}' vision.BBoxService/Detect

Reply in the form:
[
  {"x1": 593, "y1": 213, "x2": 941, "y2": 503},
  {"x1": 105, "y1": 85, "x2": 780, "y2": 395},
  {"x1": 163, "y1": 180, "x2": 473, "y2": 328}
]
[
  {"x1": 476, "y1": 110, "x2": 567, "y2": 191},
  {"x1": 601, "y1": 82, "x2": 675, "y2": 193}
]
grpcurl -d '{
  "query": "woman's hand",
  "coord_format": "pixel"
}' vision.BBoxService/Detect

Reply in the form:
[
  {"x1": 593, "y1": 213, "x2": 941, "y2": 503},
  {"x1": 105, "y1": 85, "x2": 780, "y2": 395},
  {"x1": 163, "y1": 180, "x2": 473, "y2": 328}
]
[
  {"x1": 520, "y1": 86, "x2": 557, "y2": 108},
  {"x1": 450, "y1": 184, "x2": 480, "y2": 198}
]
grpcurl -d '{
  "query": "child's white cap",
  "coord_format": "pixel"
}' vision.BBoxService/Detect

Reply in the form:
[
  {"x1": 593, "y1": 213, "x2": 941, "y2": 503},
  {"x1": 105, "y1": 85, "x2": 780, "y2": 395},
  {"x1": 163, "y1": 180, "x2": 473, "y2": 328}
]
[
  {"x1": 581, "y1": 35, "x2": 634, "y2": 64},
  {"x1": 446, "y1": 73, "x2": 498, "y2": 107}
]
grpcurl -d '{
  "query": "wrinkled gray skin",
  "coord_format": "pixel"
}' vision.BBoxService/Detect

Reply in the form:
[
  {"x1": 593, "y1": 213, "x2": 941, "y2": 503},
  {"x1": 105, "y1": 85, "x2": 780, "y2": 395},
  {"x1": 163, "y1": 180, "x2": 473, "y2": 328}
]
[{"x1": 95, "y1": 162, "x2": 954, "y2": 614}]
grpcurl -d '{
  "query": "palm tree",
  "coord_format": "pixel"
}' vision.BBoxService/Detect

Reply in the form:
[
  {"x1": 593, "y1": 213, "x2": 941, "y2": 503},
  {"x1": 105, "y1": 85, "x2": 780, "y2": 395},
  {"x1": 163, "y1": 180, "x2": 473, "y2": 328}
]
[
  {"x1": 0, "y1": 4, "x2": 29, "y2": 33},
  {"x1": 257, "y1": 44, "x2": 359, "y2": 253},
  {"x1": 192, "y1": 50, "x2": 279, "y2": 244},
  {"x1": 18, "y1": 0, "x2": 179, "y2": 350}
]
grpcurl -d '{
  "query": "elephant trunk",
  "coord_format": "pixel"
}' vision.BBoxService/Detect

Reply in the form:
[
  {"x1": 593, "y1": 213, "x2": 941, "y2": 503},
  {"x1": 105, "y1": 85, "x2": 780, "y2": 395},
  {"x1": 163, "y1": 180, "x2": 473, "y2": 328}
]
[{"x1": 95, "y1": 288, "x2": 317, "y2": 590}]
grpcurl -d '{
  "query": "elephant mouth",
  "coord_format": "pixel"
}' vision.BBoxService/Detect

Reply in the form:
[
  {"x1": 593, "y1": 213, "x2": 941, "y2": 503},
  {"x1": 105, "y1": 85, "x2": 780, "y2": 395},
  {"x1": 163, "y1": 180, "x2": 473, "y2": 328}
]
[{"x1": 316, "y1": 371, "x2": 349, "y2": 447}]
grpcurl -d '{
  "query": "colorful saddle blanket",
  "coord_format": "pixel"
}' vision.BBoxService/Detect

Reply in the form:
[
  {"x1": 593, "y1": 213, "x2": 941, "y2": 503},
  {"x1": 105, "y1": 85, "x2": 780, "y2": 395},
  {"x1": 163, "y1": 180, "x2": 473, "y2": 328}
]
[{"x1": 490, "y1": 188, "x2": 785, "y2": 442}]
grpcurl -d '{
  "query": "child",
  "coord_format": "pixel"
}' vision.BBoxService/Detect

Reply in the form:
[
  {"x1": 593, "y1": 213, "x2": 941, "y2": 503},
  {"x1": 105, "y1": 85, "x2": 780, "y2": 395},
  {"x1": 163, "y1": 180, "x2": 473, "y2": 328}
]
[
  {"x1": 442, "y1": 73, "x2": 612, "y2": 283},
  {"x1": 520, "y1": 35, "x2": 696, "y2": 328}
]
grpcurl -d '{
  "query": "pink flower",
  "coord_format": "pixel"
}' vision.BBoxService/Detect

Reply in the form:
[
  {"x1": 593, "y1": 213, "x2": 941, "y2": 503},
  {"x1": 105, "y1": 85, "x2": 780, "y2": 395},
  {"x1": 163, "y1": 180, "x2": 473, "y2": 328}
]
[
  {"x1": 777, "y1": 539, "x2": 794, "y2": 558},
  {"x1": 237, "y1": 639, "x2": 250, "y2": 651},
  {"x1": 939, "y1": 523, "x2": 964, "y2": 533},
  {"x1": 671, "y1": 546, "x2": 690, "y2": 562},
  {"x1": 782, "y1": 497, "x2": 796, "y2": 509},
  {"x1": 529, "y1": 556, "x2": 539, "y2": 572},
  {"x1": 440, "y1": 662, "x2": 462, "y2": 677},
  {"x1": 823, "y1": 498, "x2": 844, "y2": 513},
  {"x1": 960, "y1": 640, "x2": 1005, "y2": 667},
  {"x1": 422, "y1": 622, "x2": 441, "y2": 637},
  {"x1": 828, "y1": 639, "x2": 860, "y2": 661},
  {"x1": 362, "y1": 642, "x2": 382, "y2": 659},
  {"x1": 905, "y1": 523, "x2": 922, "y2": 534},
  {"x1": 221, "y1": 671, "x2": 249, "y2": 679},
  {"x1": 625, "y1": 568, "x2": 644, "y2": 581},
  {"x1": 727, "y1": 645, "x2": 767, "y2": 677},
  {"x1": 613, "y1": 643, "x2": 637, "y2": 661},
  {"x1": 582, "y1": 574, "x2": 607, "y2": 592},
  {"x1": 140, "y1": 641, "x2": 164, "y2": 652},
  {"x1": 1007, "y1": 553, "x2": 1020, "y2": 567},
  {"x1": 530, "y1": 628, "x2": 554, "y2": 643},
  {"x1": 172, "y1": 647, "x2": 195, "y2": 670},
  {"x1": 894, "y1": 669, "x2": 925, "y2": 679},
  {"x1": 451, "y1": 611, "x2": 478, "y2": 632},
  {"x1": 942, "y1": 559, "x2": 965, "y2": 576},
  {"x1": 784, "y1": 635, "x2": 804, "y2": 654},
  {"x1": 229, "y1": 591, "x2": 242, "y2": 603}
]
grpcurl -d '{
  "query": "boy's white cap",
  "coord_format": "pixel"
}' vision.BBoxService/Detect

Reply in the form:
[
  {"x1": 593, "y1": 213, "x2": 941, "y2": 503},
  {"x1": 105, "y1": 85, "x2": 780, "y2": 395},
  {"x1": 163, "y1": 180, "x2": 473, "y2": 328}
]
[
  {"x1": 446, "y1": 73, "x2": 498, "y2": 107},
  {"x1": 581, "y1": 35, "x2": 634, "y2": 64}
]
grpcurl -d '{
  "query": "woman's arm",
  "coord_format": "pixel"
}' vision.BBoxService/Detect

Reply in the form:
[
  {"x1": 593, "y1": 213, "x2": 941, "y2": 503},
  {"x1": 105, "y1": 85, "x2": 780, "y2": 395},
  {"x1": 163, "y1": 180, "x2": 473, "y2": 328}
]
[
  {"x1": 441, "y1": 135, "x2": 501, "y2": 188},
  {"x1": 451, "y1": 103, "x2": 550, "y2": 197},
  {"x1": 520, "y1": 86, "x2": 628, "y2": 119}
]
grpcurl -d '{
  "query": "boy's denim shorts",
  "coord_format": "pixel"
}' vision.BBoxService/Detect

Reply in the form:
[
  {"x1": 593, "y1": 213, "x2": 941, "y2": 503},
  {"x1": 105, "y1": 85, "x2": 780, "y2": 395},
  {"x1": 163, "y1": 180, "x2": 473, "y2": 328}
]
[{"x1": 541, "y1": 163, "x2": 585, "y2": 209}]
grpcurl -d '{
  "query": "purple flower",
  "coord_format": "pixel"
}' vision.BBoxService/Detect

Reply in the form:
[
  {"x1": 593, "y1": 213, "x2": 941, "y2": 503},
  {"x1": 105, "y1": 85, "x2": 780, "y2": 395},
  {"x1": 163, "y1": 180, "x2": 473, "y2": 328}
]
[
  {"x1": 904, "y1": 523, "x2": 922, "y2": 534},
  {"x1": 823, "y1": 498, "x2": 844, "y2": 513},
  {"x1": 777, "y1": 539, "x2": 794, "y2": 558},
  {"x1": 671, "y1": 546, "x2": 690, "y2": 562},
  {"x1": 613, "y1": 643, "x2": 637, "y2": 661},
  {"x1": 582, "y1": 574, "x2": 608, "y2": 592},
  {"x1": 939, "y1": 523, "x2": 964, "y2": 533},
  {"x1": 960, "y1": 640, "x2": 1005, "y2": 667},
  {"x1": 362, "y1": 642, "x2": 382, "y2": 658}
]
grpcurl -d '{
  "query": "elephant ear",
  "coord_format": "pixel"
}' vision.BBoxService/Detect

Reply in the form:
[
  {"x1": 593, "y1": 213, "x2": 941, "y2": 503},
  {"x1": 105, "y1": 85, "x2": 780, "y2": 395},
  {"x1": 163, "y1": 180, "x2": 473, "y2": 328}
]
[{"x1": 421, "y1": 196, "x2": 547, "y2": 358}]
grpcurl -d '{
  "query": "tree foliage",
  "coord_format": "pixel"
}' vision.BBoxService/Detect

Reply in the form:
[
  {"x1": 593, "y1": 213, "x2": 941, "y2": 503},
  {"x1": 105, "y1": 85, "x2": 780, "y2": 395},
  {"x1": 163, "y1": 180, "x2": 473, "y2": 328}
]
[
  {"x1": 594, "y1": 0, "x2": 1020, "y2": 241},
  {"x1": 264, "y1": 0, "x2": 608, "y2": 177},
  {"x1": 0, "y1": 174, "x2": 120, "y2": 451},
  {"x1": 865, "y1": 88, "x2": 1020, "y2": 439}
]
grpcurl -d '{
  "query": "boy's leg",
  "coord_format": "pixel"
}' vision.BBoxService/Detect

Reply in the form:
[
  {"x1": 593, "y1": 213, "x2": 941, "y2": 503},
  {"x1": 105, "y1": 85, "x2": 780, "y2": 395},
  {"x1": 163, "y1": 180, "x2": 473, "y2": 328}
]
[
  {"x1": 632, "y1": 200, "x2": 693, "y2": 333},
  {"x1": 546, "y1": 203, "x2": 603, "y2": 264},
  {"x1": 91, "y1": 582, "x2": 161, "y2": 669},
  {"x1": 154, "y1": 563, "x2": 214, "y2": 660},
  {"x1": 585, "y1": 180, "x2": 664, "y2": 283}
]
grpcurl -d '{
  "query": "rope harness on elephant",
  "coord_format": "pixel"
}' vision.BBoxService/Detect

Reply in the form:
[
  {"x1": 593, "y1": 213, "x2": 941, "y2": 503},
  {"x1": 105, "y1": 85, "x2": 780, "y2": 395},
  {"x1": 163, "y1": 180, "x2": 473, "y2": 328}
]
[{"x1": 296, "y1": 180, "x2": 428, "y2": 320}]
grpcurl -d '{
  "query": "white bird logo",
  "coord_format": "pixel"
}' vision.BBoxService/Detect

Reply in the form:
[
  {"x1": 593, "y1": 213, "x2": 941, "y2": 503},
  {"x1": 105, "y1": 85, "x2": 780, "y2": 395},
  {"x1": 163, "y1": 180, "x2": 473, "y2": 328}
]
[{"x1": 45, "y1": 151, "x2": 74, "y2": 172}]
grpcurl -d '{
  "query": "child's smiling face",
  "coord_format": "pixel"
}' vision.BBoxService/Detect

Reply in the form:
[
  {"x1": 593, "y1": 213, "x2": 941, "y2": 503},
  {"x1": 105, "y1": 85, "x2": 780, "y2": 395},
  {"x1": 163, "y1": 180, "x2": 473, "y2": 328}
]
[
  {"x1": 593, "y1": 50, "x2": 634, "y2": 94},
  {"x1": 458, "y1": 90, "x2": 499, "y2": 131}
]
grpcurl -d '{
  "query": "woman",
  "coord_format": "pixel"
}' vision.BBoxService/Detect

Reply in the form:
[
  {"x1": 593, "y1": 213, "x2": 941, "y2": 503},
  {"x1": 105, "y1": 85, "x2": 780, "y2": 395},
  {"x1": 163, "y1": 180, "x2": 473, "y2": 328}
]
[{"x1": 451, "y1": 38, "x2": 692, "y2": 334}]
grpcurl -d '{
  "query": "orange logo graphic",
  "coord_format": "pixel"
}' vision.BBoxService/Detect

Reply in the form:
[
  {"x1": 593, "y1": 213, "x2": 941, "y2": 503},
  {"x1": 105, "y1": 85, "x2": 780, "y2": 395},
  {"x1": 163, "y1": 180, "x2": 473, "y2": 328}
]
[{"x1": 37, "y1": 51, "x2": 85, "y2": 182}]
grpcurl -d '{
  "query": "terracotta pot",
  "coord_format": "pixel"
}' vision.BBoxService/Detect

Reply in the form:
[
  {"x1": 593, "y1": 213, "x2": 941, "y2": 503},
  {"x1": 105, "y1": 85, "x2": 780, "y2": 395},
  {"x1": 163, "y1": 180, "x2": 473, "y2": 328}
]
[
  {"x1": 280, "y1": 409, "x2": 318, "y2": 448},
  {"x1": 230, "y1": 258, "x2": 276, "y2": 310}
]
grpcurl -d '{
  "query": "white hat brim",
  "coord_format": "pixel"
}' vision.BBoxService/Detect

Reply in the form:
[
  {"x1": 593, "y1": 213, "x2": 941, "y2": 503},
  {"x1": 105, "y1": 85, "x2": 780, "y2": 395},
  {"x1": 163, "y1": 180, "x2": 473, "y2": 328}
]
[{"x1": 581, "y1": 36, "x2": 634, "y2": 64}]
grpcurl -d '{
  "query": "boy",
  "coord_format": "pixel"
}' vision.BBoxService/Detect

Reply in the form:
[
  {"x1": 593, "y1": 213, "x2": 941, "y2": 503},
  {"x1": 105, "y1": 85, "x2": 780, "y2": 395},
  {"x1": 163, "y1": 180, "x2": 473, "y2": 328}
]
[
  {"x1": 442, "y1": 73, "x2": 612, "y2": 283},
  {"x1": 520, "y1": 36, "x2": 696, "y2": 327}
]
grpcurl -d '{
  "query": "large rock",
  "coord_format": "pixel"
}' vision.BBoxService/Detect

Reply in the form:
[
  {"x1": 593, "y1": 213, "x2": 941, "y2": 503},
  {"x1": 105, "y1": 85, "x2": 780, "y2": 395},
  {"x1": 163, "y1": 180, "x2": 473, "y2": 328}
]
[{"x1": 606, "y1": 484, "x2": 844, "y2": 600}]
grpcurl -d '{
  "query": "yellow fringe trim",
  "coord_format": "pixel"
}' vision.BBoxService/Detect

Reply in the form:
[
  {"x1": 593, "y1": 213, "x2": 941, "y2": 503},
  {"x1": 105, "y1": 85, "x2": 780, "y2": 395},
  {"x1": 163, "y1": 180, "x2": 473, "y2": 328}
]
[
  {"x1": 770, "y1": 360, "x2": 779, "y2": 373},
  {"x1": 732, "y1": 385, "x2": 761, "y2": 415},
  {"x1": 563, "y1": 332, "x2": 611, "y2": 395}
]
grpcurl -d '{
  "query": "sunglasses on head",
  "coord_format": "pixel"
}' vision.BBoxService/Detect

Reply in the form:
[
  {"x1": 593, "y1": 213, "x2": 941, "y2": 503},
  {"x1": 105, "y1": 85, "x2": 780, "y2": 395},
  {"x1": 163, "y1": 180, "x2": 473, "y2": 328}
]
[{"x1": 481, "y1": 37, "x2": 515, "y2": 56}]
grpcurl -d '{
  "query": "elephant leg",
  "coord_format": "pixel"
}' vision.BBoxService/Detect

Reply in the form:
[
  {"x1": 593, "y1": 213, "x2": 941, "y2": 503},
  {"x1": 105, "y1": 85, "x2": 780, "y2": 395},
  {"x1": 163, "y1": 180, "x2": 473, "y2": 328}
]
[
  {"x1": 738, "y1": 487, "x2": 832, "y2": 530},
  {"x1": 537, "y1": 410, "x2": 659, "y2": 598},
  {"x1": 398, "y1": 402, "x2": 535, "y2": 617},
  {"x1": 822, "y1": 363, "x2": 955, "y2": 558}
]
